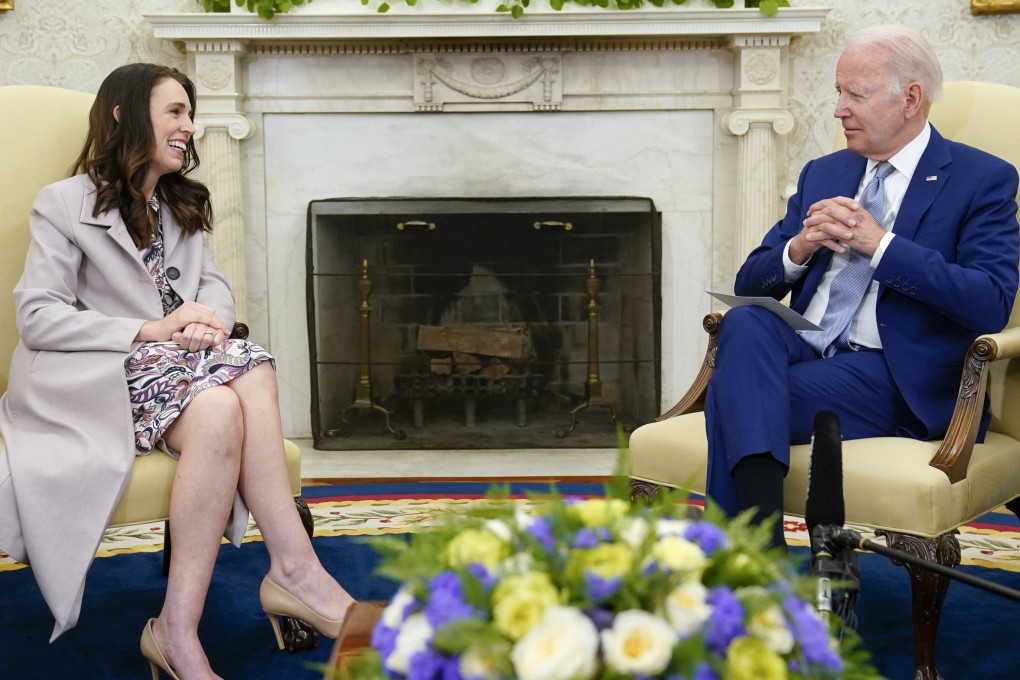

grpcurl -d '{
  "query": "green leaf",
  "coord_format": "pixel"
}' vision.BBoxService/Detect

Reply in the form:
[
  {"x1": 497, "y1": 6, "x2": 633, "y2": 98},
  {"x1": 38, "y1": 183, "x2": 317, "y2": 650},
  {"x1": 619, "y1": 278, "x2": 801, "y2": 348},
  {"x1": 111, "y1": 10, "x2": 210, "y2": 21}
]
[
  {"x1": 511, "y1": 4, "x2": 524, "y2": 18},
  {"x1": 378, "y1": 2, "x2": 390, "y2": 11},
  {"x1": 758, "y1": 0, "x2": 779, "y2": 15}
]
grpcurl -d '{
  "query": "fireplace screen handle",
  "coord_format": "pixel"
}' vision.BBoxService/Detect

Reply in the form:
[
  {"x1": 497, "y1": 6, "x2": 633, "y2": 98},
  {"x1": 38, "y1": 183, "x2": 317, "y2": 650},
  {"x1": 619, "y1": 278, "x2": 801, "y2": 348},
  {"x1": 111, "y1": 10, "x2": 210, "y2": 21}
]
[
  {"x1": 396, "y1": 220, "x2": 437, "y2": 231},
  {"x1": 533, "y1": 220, "x2": 573, "y2": 231}
]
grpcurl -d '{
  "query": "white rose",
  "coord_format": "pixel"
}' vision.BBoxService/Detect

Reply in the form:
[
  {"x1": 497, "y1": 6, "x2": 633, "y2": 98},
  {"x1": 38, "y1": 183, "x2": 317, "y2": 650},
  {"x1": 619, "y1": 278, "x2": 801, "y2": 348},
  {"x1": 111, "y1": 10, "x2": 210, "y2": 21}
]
[
  {"x1": 485, "y1": 519, "x2": 513, "y2": 543},
  {"x1": 385, "y1": 612, "x2": 433, "y2": 675},
  {"x1": 601, "y1": 609, "x2": 677, "y2": 675},
  {"x1": 514, "y1": 505, "x2": 535, "y2": 530},
  {"x1": 510, "y1": 606, "x2": 599, "y2": 680},
  {"x1": 663, "y1": 581, "x2": 713, "y2": 637},
  {"x1": 618, "y1": 516, "x2": 650, "y2": 549},
  {"x1": 655, "y1": 518, "x2": 690, "y2": 538},
  {"x1": 748, "y1": 604, "x2": 795, "y2": 654},
  {"x1": 499, "y1": 551, "x2": 535, "y2": 576},
  {"x1": 381, "y1": 586, "x2": 415, "y2": 628}
]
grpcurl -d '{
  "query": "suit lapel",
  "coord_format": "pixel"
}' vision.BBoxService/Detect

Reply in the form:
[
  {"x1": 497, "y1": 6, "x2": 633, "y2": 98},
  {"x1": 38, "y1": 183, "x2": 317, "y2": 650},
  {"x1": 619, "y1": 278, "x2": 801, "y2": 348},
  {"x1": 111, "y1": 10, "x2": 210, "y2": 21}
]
[
  {"x1": 891, "y1": 126, "x2": 952, "y2": 242},
  {"x1": 78, "y1": 178, "x2": 144, "y2": 266},
  {"x1": 160, "y1": 204, "x2": 183, "y2": 262}
]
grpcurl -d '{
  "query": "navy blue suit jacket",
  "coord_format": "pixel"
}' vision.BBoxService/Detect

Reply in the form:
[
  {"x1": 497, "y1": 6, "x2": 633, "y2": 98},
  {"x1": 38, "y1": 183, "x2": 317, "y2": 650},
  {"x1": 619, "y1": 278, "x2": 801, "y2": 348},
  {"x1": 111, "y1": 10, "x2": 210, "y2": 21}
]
[{"x1": 735, "y1": 126, "x2": 1020, "y2": 439}]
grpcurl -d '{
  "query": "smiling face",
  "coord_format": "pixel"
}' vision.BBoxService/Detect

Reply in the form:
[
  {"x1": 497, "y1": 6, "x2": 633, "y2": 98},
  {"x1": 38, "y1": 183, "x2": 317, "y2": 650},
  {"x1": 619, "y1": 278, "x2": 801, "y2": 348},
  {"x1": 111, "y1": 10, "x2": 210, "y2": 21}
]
[
  {"x1": 143, "y1": 76, "x2": 195, "y2": 196},
  {"x1": 834, "y1": 44, "x2": 925, "y2": 161}
]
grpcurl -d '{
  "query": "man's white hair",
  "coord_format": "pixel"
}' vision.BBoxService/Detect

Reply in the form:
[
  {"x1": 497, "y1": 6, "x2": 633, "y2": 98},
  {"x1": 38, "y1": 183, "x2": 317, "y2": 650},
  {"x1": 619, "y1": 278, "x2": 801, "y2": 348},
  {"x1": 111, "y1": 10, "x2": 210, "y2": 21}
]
[{"x1": 845, "y1": 25, "x2": 944, "y2": 106}]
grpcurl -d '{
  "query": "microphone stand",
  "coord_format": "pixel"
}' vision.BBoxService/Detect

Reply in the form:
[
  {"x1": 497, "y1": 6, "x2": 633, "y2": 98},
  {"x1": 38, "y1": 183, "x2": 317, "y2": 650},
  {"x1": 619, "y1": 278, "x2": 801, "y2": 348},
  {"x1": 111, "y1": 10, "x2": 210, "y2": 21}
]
[{"x1": 832, "y1": 527, "x2": 1020, "y2": 604}]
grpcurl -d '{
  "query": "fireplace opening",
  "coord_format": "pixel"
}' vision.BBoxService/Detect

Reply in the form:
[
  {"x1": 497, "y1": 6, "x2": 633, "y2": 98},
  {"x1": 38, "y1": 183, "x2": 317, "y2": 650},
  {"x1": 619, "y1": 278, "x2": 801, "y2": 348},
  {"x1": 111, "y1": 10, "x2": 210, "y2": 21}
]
[{"x1": 307, "y1": 197, "x2": 661, "y2": 450}]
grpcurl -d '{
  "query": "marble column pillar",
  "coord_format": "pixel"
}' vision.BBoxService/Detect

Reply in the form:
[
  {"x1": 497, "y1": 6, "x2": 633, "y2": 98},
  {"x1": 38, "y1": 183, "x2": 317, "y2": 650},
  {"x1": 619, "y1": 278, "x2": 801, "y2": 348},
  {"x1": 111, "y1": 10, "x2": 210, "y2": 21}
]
[
  {"x1": 187, "y1": 41, "x2": 253, "y2": 322},
  {"x1": 195, "y1": 115, "x2": 253, "y2": 322},
  {"x1": 723, "y1": 36, "x2": 795, "y2": 272}
]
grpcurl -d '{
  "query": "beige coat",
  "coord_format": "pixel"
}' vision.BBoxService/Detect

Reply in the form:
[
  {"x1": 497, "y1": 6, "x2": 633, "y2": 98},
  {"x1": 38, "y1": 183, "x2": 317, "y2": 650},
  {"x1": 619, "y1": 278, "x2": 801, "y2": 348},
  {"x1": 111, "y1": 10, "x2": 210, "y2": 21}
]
[{"x1": 0, "y1": 174, "x2": 249, "y2": 640}]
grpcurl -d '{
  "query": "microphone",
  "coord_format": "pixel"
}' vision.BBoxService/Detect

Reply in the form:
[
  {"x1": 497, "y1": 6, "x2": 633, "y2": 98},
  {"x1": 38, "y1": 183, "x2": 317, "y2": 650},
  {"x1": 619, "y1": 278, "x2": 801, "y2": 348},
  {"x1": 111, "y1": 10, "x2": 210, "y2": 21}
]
[{"x1": 804, "y1": 410, "x2": 860, "y2": 631}]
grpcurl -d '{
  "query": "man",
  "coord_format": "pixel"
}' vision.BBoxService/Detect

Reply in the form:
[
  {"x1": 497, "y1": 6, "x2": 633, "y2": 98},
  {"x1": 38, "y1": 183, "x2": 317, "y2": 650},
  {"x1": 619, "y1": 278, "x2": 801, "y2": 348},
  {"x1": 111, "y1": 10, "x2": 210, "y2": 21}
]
[{"x1": 705, "y1": 25, "x2": 1020, "y2": 547}]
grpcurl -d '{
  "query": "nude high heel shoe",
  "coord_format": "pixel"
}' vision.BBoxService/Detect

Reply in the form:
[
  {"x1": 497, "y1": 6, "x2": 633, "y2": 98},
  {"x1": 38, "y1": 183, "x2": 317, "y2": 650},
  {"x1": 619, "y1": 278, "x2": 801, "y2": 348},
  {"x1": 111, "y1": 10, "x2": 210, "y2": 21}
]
[
  {"x1": 140, "y1": 618, "x2": 180, "y2": 680},
  {"x1": 259, "y1": 575, "x2": 346, "y2": 650}
]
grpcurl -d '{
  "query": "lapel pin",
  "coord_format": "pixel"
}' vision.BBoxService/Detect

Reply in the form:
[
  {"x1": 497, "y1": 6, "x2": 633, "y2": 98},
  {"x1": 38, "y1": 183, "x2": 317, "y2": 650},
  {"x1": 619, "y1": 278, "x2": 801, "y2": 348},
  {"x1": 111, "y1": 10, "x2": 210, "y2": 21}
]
[{"x1": 926, "y1": 175, "x2": 938, "y2": 182}]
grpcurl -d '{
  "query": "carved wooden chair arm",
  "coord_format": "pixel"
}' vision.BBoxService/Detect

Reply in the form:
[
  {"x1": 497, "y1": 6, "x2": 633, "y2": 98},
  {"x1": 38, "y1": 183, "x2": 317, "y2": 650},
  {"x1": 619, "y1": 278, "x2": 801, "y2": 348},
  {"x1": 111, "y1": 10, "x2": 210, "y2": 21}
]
[
  {"x1": 655, "y1": 312, "x2": 724, "y2": 421},
  {"x1": 229, "y1": 322, "x2": 249, "y2": 340},
  {"x1": 929, "y1": 325, "x2": 1020, "y2": 483}
]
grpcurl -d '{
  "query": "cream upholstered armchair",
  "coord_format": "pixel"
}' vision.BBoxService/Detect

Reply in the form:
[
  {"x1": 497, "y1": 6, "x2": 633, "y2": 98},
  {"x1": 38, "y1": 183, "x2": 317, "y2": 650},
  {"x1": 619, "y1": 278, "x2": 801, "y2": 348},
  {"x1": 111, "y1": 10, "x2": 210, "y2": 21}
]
[
  {"x1": 0, "y1": 86, "x2": 317, "y2": 650},
  {"x1": 629, "y1": 82, "x2": 1020, "y2": 680}
]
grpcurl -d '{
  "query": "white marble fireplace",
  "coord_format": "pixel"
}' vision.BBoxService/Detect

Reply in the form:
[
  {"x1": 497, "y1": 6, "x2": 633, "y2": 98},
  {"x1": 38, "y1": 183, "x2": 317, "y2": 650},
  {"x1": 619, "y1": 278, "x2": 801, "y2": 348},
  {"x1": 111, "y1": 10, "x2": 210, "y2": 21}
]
[{"x1": 148, "y1": 4, "x2": 827, "y2": 439}]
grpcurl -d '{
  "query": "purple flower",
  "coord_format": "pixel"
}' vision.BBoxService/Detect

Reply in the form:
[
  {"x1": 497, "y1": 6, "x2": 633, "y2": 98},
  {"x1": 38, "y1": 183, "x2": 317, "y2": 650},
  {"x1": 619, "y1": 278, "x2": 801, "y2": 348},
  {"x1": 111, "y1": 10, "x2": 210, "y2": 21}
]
[
  {"x1": 424, "y1": 571, "x2": 479, "y2": 628},
  {"x1": 584, "y1": 571, "x2": 622, "y2": 600},
  {"x1": 584, "y1": 606, "x2": 615, "y2": 631},
  {"x1": 466, "y1": 562, "x2": 495, "y2": 590},
  {"x1": 704, "y1": 587, "x2": 746, "y2": 655},
  {"x1": 783, "y1": 594, "x2": 843, "y2": 671},
  {"x1": 574, "y1": 527, "x2": 600, "y2": 549},
  {"x1": 527, "y1": 516, "x2": 557, "y2": 551},
  {"x1": 371, "y1": 619, "x2": 399, "y2": 662},
  {"x1": 408, "y1": 647, "x2": 463, "y2": 680},
  {"x1": 683, "y1": 522, "x2": 728, "y2": 556}
]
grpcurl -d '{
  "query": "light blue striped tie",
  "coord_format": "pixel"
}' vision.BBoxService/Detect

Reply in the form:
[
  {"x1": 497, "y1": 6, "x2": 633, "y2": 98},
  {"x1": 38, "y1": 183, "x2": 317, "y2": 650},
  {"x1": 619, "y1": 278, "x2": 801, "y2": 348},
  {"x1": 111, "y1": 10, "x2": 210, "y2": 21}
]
[{"x1": 804, "y1": 161, "x2": 894, "y2": 357}]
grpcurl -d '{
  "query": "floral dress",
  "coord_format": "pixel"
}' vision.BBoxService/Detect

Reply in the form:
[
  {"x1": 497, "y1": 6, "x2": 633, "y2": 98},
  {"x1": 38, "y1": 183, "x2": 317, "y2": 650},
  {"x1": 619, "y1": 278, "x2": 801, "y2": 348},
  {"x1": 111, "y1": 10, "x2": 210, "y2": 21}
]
[{"x1": 125, "y1": 198, "x2": 274, "y2": 454}]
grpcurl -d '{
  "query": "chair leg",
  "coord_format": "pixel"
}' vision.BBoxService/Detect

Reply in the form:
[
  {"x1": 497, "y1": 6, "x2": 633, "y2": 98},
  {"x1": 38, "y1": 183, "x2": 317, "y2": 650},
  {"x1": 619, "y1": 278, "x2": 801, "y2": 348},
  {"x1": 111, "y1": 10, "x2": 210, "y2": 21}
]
[
  {"x1": 1005, "y1": 497, "x2": 1020, "y2": 523},
  {"x1": 295, "y1": 496, "x2": 314, "y2": 539},
  {"x1": 877, "y1": 530, "x2": 960, "y2": 680},
  {"x1": 629, "y1": 479, "x2": 664, "y2": 504},
  {"x1": 161, "y1": 519, "x2": 172, "y2": 577}
]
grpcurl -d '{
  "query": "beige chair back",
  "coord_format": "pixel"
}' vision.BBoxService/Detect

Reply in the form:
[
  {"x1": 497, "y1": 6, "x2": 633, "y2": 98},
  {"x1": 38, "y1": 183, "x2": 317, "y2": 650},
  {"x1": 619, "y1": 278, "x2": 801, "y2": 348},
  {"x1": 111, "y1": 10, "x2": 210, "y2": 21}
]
[
  {"x1": 0, "y1": 86, "x2": 94, "y2": 393},
  {"x1": 835, "y1": 81, "x2": 1020, "y2": 442}
]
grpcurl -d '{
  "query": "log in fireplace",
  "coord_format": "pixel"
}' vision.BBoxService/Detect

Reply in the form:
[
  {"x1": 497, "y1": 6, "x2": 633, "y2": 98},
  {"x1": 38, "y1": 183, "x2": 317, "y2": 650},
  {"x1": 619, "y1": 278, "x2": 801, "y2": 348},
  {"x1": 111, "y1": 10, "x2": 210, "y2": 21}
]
[{"x1": 307, "y1": 197, "x2": 660, "y2": 449}]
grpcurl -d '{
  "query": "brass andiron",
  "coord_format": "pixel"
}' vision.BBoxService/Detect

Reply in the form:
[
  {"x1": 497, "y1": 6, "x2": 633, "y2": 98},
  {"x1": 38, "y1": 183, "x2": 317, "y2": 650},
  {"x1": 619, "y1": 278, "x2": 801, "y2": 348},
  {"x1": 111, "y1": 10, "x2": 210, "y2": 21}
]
[
  {"x1": 338, "y1": 259, "x2": 406, "y2": 440},
  {"x1": 556, "y1": 259, "x2": 619, "y2": 438}
]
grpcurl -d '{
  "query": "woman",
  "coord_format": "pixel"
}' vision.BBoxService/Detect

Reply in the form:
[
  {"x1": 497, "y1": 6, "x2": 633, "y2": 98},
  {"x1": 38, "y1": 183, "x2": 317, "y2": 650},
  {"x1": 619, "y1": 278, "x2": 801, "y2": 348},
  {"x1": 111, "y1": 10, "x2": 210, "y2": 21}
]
[{"x1": 0, "y1": 64, "x2": 354, "y2": 679}]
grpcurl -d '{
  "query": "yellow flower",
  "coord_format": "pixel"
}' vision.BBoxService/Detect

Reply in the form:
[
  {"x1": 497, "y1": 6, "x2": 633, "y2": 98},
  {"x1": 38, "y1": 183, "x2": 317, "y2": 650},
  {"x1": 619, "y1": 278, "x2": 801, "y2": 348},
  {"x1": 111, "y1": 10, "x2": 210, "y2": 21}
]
[
  {"x1": 651, "y1": 535, "x2": 707, "y2": 577},
  {"x1": 579, "y1": 542, "x2": 634, "y2": 580},
  {"x1": 573, "y1": 498, "x2": 629, "y2": 528},
  {"x1": 725, "y1": 636, "x2": 789, "y2": 680},
  {"x1": 445, "y1": 528, "x2": 509, "y2": 570},
  {"x1": 492, "y1": 572, "x2": 561, "y2": 640}
]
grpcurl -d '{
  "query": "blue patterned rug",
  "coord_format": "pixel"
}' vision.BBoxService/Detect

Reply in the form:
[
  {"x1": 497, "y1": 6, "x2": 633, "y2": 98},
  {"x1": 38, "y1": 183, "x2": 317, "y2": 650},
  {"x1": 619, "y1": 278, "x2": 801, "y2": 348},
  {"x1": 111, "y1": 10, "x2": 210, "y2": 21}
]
[{"x1": 2, "y1": 481, "x2": 1019, "y2": 678}]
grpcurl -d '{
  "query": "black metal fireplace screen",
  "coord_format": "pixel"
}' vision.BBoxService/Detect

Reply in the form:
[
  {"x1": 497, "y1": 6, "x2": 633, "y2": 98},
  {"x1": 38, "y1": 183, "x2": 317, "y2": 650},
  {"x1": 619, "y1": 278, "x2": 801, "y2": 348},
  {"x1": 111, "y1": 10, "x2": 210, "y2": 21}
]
[{"x1": 307, "y1": 197, "x2": 661, "y2": 450}]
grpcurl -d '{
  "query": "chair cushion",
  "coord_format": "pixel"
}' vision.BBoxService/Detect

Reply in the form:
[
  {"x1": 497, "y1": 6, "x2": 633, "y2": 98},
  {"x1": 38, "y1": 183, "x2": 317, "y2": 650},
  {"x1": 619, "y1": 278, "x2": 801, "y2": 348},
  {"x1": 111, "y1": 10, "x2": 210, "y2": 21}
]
[
  {"x1": 1, "y1": 433, "x2": 302, "y2": 528},
  {"x1": 629, "y1": 413, "x2": 1020, "y2": 538}
]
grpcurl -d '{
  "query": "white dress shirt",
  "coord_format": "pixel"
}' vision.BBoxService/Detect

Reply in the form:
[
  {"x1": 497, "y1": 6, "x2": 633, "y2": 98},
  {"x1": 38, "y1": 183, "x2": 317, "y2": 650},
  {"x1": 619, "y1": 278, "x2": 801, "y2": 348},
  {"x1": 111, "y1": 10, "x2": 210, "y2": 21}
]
[{"x1": 783, "y1": 122, "x2": 932, "y2": 350}]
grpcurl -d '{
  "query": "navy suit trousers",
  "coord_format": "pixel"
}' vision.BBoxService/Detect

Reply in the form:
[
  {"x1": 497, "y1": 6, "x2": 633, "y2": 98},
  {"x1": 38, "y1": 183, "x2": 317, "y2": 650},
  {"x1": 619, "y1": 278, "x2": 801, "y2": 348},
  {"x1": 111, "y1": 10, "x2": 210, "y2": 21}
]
[{"x1": 704, "y1": 305, "x2": 914, "y2": 516}]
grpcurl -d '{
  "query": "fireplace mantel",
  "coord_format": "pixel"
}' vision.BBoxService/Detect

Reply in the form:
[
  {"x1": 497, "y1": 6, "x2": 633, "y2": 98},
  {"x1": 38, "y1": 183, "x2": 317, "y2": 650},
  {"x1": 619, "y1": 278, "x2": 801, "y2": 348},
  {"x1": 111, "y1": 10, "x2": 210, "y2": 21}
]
[
  {"x1": 146, "y1": 7, "x2": 829, "y2": 437},
  {"x1": 149, "y1": 7, "x2": 829, "y2": 42}
]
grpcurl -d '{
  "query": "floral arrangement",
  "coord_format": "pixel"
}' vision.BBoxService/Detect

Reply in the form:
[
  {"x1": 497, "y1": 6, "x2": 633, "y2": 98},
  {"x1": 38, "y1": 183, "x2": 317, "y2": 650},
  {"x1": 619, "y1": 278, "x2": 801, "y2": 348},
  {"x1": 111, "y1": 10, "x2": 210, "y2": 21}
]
[
  {"x1": 340, "y1": 477, "x2": 882, "y2": 680},
  {"x1": 197, "y1": 0, "x2": 791, "y2": 21}
]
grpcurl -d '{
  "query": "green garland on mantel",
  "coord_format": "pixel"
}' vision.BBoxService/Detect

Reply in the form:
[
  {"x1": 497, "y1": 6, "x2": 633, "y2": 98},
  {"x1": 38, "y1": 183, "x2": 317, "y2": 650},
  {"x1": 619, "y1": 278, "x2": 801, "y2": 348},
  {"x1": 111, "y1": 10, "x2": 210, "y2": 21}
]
[{"x1": 197, "y1": 0, "x2": 790, "y2": 21}]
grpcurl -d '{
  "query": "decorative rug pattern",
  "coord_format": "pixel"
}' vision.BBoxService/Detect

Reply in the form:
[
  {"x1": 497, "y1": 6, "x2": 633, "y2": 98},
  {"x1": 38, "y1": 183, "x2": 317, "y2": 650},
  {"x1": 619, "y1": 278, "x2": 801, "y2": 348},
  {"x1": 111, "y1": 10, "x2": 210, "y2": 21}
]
[{"x1": 3, "y1": 486, "x2": 1019, "y2": 572}]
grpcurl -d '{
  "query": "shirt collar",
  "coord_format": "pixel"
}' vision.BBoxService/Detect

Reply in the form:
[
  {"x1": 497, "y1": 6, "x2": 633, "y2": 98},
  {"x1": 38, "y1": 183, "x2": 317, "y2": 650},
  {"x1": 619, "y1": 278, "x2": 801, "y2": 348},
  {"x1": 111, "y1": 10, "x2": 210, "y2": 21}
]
[{"x1": 867, "y1": 121, "x2": 931, "y2": 182}]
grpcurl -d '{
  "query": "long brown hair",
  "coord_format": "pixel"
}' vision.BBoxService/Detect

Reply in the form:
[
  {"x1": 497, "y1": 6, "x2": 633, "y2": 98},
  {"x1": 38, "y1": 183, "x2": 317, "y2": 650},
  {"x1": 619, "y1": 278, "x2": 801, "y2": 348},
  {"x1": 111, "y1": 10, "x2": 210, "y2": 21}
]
[{"x1": 72, "y1": 63, "x2": 213, "y2": 248}]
